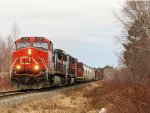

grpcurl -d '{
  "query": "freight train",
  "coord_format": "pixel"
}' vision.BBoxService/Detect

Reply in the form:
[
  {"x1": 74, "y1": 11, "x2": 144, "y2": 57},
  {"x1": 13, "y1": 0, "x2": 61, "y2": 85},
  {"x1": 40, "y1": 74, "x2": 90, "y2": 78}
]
[{"x1": 10, "y1": 37, "x2": 101, "y2": 89}]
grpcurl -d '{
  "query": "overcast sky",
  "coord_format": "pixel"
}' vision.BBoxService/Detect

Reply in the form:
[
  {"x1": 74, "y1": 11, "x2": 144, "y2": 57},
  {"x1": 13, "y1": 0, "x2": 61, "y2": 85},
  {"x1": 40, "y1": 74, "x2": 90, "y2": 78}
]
[{"x1": 0, "y1": 0, "x2": 125, "y2": 68}]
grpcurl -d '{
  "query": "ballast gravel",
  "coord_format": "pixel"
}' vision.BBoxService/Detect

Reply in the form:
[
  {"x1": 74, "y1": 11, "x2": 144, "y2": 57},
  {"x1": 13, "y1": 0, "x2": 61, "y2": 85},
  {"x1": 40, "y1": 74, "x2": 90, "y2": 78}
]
[{"x1": 0, "y1": 90, "x2": 57, "y2": 107}]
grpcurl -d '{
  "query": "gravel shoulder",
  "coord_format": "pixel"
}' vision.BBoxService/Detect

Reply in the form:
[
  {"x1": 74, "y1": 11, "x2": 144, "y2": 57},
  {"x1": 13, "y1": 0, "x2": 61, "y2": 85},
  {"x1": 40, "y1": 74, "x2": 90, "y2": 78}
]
[{"x1": 0, "y1": 81, "x2": 104, "y2": 113}]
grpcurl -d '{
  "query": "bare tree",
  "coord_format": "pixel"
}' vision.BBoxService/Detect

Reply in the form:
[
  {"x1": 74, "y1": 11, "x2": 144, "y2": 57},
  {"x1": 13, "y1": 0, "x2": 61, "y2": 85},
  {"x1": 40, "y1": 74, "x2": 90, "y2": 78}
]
[
  {"x1": 118, "y1": 1, "x2": 150, "y2": 85},
  {"x1": 11, "y1": 22, "x2": 20, "y2": 42},
  {"x1": 0, "y1": 23, "x2": 20, "y2": 72},
  {"x1": 0, "y1": 37, "x2": 5, "y2": 72}
]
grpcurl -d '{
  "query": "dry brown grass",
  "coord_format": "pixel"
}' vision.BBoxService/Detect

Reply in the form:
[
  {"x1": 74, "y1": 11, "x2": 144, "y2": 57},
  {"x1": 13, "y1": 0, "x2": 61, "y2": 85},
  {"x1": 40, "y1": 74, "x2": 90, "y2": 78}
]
[
  {"x1": 108, "y1": 85, "x2": 150, "y2": 113},
  {"x1": 0, "y1": 81, "x2": 104, "y2": 113},
  {"x1": 60, "y1": 82, "x2": 104, "y2": 112},
  {"x1": 102, "y1": 68, "x2": 150, "y2": 113},
  {"x1": 0, "y1": 73, "x2": 12, "y2": 91},
  {"x1": 0, "y1": 70, "x2": 149, "y2": 113}
]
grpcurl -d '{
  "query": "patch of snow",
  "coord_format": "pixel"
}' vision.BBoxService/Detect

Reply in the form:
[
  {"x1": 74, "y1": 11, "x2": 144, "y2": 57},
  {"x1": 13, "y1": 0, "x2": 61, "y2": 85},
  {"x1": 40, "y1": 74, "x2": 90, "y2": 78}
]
[{"x1": 99, "y1": 108, "x2": 107, "y2": 113}]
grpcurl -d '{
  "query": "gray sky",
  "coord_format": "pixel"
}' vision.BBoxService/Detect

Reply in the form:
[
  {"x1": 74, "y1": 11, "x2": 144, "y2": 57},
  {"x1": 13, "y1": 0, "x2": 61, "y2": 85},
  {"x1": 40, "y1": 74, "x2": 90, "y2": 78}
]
[{"x1": 0, "y1": 0, "x2": 125, "y2": 68}]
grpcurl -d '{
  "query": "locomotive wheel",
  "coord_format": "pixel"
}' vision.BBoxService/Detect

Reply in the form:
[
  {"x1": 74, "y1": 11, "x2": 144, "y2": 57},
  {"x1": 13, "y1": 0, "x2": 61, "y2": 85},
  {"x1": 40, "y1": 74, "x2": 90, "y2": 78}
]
[
  {"x1": 49, "y1": 75, "x2": 54, "y2": 86},
  {"x1": 60, "y1": 76, "x2": 66, "y2": 86},
  {"x1": 74, "y1": 78, "x2": 78, "y2": 84},
  {"x1": 66, "y1": 76, "x2": 71, "y2": 86},
  {"x1": 11, "y1": 79, "x2": 20, "y2": 90}
]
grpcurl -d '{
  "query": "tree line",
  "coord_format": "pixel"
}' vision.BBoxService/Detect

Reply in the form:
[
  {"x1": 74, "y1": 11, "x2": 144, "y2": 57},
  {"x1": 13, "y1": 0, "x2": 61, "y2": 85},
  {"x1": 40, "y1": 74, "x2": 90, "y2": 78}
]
[
  {"x1": 0, "y1": 23, "x2": 20, "y2": 72},
  {"x1": 116, "y1": 0, "x2": 150, "y2": 85}
]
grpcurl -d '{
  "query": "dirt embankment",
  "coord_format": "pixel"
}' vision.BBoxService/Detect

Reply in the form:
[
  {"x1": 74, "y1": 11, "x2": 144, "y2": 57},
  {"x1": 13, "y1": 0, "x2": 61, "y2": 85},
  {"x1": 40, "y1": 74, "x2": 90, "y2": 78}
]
[{"x1": 0, "y1": 81, "x2": 109, "y2": 113}]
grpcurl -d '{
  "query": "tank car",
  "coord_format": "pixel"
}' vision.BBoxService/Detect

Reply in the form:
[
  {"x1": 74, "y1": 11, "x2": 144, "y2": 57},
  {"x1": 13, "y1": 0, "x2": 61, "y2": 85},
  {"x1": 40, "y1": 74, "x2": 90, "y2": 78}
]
[
  {"x1": 94, "y1": 68, "x2": 101, "y2": 80},
  {"x1": 77, "y1": 62, "x2": 95, "y2": 82}
]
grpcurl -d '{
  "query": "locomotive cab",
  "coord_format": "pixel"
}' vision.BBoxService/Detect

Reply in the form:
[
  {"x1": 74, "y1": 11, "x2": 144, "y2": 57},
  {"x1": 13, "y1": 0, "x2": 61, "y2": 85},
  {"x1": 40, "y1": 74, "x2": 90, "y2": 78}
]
[
  {"x1": 11, "y1": 37, "x2": 53, "y2": 89},
  {"x1": 16, "y1": 37, "x2": 51, "y2": 50}
]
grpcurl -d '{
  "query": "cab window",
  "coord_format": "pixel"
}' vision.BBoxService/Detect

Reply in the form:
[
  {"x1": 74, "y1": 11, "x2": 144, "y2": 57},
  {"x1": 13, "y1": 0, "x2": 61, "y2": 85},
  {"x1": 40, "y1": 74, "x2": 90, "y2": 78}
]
[
  {"x1": 33, "y1": 42, "x2": 48, "y2": 50},
  {"x1": 17, "y1": 42, "x2": 31, "y2": 49}
]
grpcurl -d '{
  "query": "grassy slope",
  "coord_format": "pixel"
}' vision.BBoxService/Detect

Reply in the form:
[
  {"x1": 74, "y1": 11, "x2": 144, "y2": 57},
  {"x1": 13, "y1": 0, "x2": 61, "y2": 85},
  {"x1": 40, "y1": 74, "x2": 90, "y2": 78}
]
[
  {"x1": 0, "y1": 81, "x2": 106, "y2": 113},
  {"x1": 0, "y1": 80, "x2": 149, "y2": 113}
]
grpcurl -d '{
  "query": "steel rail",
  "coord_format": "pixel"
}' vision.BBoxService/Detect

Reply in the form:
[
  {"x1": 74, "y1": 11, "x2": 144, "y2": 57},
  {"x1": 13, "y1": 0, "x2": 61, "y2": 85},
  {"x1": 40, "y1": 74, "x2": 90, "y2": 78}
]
[{"x1": 0, "y1": 80, "x2": 98, "y2": 99}]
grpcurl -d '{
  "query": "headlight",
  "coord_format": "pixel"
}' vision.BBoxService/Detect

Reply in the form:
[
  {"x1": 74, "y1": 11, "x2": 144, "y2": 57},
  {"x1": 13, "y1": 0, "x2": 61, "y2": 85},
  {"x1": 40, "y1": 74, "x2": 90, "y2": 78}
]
[
  {"x1": 34, "y1": 65, "x2": 39, "y2": 70},
  {"x1": 16, "y1": 65, "x2": 21, "y2": 70}
]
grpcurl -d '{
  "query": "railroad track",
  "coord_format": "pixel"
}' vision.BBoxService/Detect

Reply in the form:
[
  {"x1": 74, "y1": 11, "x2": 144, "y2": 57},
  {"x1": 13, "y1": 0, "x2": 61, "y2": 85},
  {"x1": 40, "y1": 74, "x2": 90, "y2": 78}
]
[
  {"x1": 0, "y1": 90, "x2": 32, "y2": 99},
  {"x1": 0, "y1": 81, "x2": 97, "y2": 99}
]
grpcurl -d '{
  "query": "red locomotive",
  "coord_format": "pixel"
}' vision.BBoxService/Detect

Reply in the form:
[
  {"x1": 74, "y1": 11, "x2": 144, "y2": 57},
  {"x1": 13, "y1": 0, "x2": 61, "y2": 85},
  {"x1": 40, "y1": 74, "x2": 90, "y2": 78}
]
[{"x1": 10, "y1": 37, "x2": 101, "y2": 89}]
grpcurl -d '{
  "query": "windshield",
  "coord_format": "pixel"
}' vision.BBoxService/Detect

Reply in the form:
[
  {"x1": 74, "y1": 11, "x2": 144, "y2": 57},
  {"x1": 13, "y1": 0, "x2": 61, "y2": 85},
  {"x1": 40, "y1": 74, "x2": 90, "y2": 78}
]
[
  {"x1": 17, "y1": 42, "x2": 31, "y2": 49},
  {"x1": 33, "y1": 42, "x2": 48, "y2": 50}
]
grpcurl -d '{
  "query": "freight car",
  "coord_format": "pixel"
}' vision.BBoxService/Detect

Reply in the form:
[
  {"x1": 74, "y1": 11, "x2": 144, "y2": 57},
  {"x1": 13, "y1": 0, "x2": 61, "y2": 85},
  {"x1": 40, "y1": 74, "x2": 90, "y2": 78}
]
[
  {"x1": 77, "y1": 62, "x2": 95, "y2": 82},
  {"x1": 10, "y1": 37, "x2": 100, "y2": 89}
]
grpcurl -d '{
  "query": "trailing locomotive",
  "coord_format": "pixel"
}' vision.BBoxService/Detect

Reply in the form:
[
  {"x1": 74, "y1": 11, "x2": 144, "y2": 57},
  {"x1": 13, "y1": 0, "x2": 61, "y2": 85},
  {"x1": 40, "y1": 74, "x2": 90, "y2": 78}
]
[{"x1": 10, "y1": 37, "x2": 101, "y2": 89}]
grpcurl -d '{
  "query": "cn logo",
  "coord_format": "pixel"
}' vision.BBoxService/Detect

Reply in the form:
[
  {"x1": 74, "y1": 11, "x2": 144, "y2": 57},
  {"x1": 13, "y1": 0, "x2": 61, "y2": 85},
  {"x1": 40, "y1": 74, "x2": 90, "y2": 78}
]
[{"x1": 20, "y1": 56, "x2": 31, "y2": 64}]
